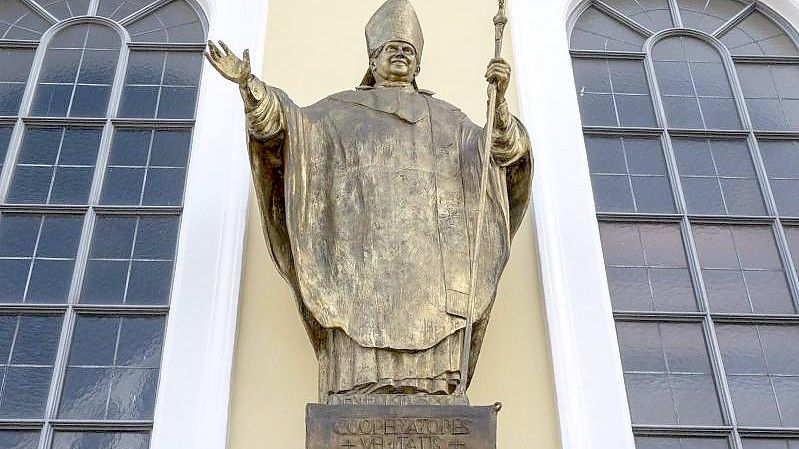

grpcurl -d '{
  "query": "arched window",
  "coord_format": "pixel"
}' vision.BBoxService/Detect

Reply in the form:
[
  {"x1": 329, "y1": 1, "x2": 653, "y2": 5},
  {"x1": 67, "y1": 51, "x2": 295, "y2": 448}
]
[
  {"x1": 0, "y1": 1, "x2": 206, "y2": 448},
  {"x1": 571, "y1": 1, "x2": 799, "y2": 448}
]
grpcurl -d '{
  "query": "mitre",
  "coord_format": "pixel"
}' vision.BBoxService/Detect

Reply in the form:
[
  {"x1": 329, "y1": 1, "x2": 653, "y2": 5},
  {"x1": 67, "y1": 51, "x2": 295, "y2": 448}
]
[{"x1": 365, "y1": 0, "x2": 424, "y2": 58}]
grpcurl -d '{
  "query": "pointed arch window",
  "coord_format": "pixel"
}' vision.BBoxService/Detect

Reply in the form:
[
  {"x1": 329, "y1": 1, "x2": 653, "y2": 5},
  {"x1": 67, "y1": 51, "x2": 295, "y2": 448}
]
[
  {"x1": 0, "y1": 1, "x2": 206, "y2": 448},
  {"x1": 570, "y1": 1, "x2": 799, "y2": 448}
]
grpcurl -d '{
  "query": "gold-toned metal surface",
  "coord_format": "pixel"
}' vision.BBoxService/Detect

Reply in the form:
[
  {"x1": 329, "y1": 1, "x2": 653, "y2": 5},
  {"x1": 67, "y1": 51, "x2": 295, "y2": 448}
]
[{"x1": 206, "y1": 0, "x2": 532, "y2": 402}]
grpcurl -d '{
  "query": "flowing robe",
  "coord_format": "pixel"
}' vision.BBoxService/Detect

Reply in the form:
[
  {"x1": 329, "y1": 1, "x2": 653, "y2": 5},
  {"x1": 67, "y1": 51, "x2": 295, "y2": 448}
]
[{"x1": 244, "y1": 78, "x2": 532, "y2": 398}]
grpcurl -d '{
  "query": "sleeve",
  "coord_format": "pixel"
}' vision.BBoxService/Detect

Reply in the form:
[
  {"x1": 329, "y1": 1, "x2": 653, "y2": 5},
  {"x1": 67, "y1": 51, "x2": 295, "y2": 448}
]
[
  {"x1": 240, "y1": 74, "x2": 286, "y2": 144},
  {"x1": 490, "y1": 99, "x2": 531, "y2": 168}
]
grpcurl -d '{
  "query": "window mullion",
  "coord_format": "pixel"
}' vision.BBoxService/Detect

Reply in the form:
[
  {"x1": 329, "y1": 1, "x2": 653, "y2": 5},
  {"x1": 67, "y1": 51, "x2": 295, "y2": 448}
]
[
  {"x1": 667, "y1": 0, "x2": 683, "y2": 29},
  {"x1": 712, "y1": 4, "x2": 755, "y2": 38},
  {"x1": 0, "y1": 118, "x2": 26, "y2": 203}
]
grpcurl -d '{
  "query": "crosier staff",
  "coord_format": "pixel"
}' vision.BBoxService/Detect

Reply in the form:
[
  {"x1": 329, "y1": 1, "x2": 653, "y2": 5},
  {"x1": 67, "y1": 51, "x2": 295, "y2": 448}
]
[{"x1": 457, "y1": 0, "x2": 508, "y2": 396}]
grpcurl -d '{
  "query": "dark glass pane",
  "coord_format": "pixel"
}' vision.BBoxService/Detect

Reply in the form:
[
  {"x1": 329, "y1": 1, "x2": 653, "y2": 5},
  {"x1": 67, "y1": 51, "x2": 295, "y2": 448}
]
[
  {"x1": 89, "y1": 217, "x2": 137, "y2": 259},
  {"x1": 61, "y1": 128, "x2": 102, "y2": 165},
  {"x1": 721, "y1": 11, "x2": 799, "y2": 56},
  {"x1": 109, "y1": 129, "x2": 152, "y2": 166},
  {"x1": 97, "y1": 0, "x2": 152, "y2": 20},
  {"x1": 49, "y1": 166, "x2": 94, "y2": 204},
  {"x1": 142, "y1": 167, "x2": 185, "y2": 205},
  {"x1": 637, "y1": 436, "x2": 731, "y2": 449},
  {"x1": 591, "y1": 174, "x2": 634, "y2": 211},
  {"x1": 69, "y1": 316, "x2": 119, "y2": 366},
  {"x1": 18, "y1": 128, "x2": 62, "y2": 165},
  {"x1": 100, "y1": 167, "x2": 146, "y2": 205},
  {"x1": 163, "y1": 52, "x2": 203, "y2": 86},
  {"x1": 26, "y1": 259, "x2": 74, "y2": 303},
  {"x1": 151, "y1": 130, "x2": 191, "y2": 167},
  {"x1": 570, "y1": 7, "x2": 645, "y2": 51},
  {"x1": 58, "y1": 366, "x2": 112, "y2": 419},
  {"x1": 134, "y1": 217, "x2": 179, "y2": 260},
  {"x1": 0, "y1": 430, "x2": 39, "y2": 449},
  {"x1": 0, "y1": 48, "x2": 35, "y2": 83},
  {"x1": 78, "y1": 49, "x2": 118, "y2": 85},
  {"x1": 116, "y1": 317, "x2": 165, "y2": 367},
  {"x1": 663, "y1": 96, "x2": 704, "y2": 128},
  {"x1": 0, "y1": 260, "x2": 28, "y2": 302},
  {"x1": 677, "y1": 0, "x2": 749, "y2": 34},
  {"x1": 70, "y1": 85, "x2": 111, "y2": 117},
  {"x1": 126, "y1": 261, "x2": 173, "y2": 305},
  {"x1": 30, "y1": 84, "x2": 72, "y2": 117},
  {"x1": 157, "y1": 86, "x2": 197, "y2": 118},
  {"x1": 126, "y1": 0, "x2": 204, "y2": 43},
  {"x1": 0, "y1": 214, "x2": 40, "y2": 257},
  {"x1": 12, "y1": 315, "x2": 62, "y2": 364},
  {"x1": 0, "y1": 82, "x2": 25, "y2": 116},
  {"x1": 80, "y1": 260, "x2": 128, "y2": 304},
  {"x1": 577, "y1": 93, "x2": 617, "y2": 126},
  {"x1": 616, "y1": 94, "x2": 656, "y2": 127},
  {"x1": 51, "y1": 432, "x2": 150, "y2": 449},
  {"x1": 125, "y1": 51, "x2": 165, "y2": 85},
  {"x1": 602, "y1": 0, "x2": 674, "y2": 31},
  {"x1": 0, "y1": 366, "x2": 53, "y2": 418},
  {"x1": 39, "y1": 49, "x2": 81, "y2": 83},
  {"x1": 695, "y1": 225, "x2": 792, "y2": 313},
  {"x1": 618, "y1": 322, "x2": 722, "y2": 425},
  {"x1": 118, "y1": 86, "x2": 158, "y2": 118},
  {"x1": 7, "y1": 165, "x2": 53, "y2": 204}
]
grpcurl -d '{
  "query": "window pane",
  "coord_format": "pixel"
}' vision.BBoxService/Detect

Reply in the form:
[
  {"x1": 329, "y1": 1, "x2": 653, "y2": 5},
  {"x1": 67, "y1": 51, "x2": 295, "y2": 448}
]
[
  {"x1": 30, "y1": 24, "x2": 120, "y2": 118},
  {"x1": 570, "y1": 7, "x2": 646, "y2": 51},
  {"x1": 0, "y1": 0, "x2": 51, "y2": 40},
  {"x1": 617, "y1": 321, "x2": 723, "y2": 425},
  {"x1": 760, "y1": 140, "x2": 799, "y2": 216},
  {"x1": 40, "y1": 0, "x2": 90, "y2": 19},
  {"x1": 693, "y1": 225, "x2": 794, "y2": 313},
  {"x1": 677, "y1": 0, "x2": 750, "y2": 34},
  {"x1": 0, "y1": 48, "x2": 35, "y2": 115},
  {"x1": 59, "y1": 315, "x2": 165, "y2": 420},
  {"x1": 742, "y1": 439, "x2": 799, "y2": 449},
  {"x1": 0, "y1": 214, "x2": 83, "y2": 304},
  {"x1": 721, "y1": 11, "x2": 799, "y2": 56},
  {"x1": 0, "y1": 430, "x2": 39, "y2": 448},
  {"x1": 0, "y1": 126, "x2": 12, "y2": 173},
  {"x1": 97, "y1": 0, "x2": 152, "y2": 21},
  {"x1": 600, "y1": 222, "x2": 697, "y2": 311},
  {"x1": 718, "y1": 324, "x2": 799, "y2": 427},
  {"x1": 125, "y1": 0, "x2": 204, "y2": 43},
  {"x1": 0, "y1": 315, "x2": 62, "y2": 419},
  {"x1": 737, "y1": 64, "x2": 799, "y2": 131},
  {"x1": 636, "y1": 436, "x2": 732, "y2": 449},
  {"x1": 573, "y1": 58, "x2": 656, "y2": 127},
  {"x1": 654, "y1": 37, "x2": 741, "y2": 130},
  {"x1": 7, "y1": 127, "x2": 101, "y2": 205},
  {"x1": 601, "y1": 0, "x2": 674, "y2": 31},
  {"x1": 101, "y1": 128, "x2": 191, "y2": 206},
  {"x1": 673, "y1": 138, "x2": 765, "y2": 215},
  {"x1": 586, "y1": 136, "x2": 675, "y2": 213},
  {"x1": 119, "y1": 51, "x2": 202, "y2": 119},
  {"x1": 81, "y1": 216, "x2": 179, "y2": 305},
  {"x1": 51, "y1": 432, "x2": 150, "y2": 449}
]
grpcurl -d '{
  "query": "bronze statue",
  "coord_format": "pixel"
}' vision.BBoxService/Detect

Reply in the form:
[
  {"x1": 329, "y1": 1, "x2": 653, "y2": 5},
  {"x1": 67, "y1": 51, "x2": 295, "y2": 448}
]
[{"x1": 206, "y1": 0, "x2": 532, "y2": 402}]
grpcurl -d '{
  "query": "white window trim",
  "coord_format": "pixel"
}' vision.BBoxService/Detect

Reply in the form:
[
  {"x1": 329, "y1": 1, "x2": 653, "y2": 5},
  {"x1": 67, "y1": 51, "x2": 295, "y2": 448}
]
[
  {"x1": 148, "y1": 1, "x2": 269, "y2": 449},
  {"x1": 508, "y1": 0, "x2": 799, "y2": 448}
]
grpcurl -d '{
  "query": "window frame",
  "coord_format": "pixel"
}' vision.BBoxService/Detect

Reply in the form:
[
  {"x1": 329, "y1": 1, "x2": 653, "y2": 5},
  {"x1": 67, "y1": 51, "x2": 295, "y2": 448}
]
[
  {"x1": 0, "y1": 0, "x2": 268, "y2": 448},
  {"x1": 147, "y1": 0, "x2": 269, "y2": 449},
  {"x1": 509, "y1": 0, "x2": 799, "y2": 447}
]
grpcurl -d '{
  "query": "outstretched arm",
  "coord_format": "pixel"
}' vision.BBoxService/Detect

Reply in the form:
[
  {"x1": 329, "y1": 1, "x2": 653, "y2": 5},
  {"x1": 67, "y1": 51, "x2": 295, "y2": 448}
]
[
  {"x1": 205, "y1": 41, "x2": 285, "y2": 143},
  {"x1": 485, "y1": 58, "x2": 530, "y2": 167}
]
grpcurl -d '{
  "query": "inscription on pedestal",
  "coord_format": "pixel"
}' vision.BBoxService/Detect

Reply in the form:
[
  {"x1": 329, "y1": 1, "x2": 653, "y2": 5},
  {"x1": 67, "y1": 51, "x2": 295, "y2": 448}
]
[{"x1": 307, "y1": 404, "x2": 498, "y2": 449}]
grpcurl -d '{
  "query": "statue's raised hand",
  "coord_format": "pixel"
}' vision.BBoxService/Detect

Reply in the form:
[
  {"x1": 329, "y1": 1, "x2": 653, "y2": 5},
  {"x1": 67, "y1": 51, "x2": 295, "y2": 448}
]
[{"x1": 205, "y1": 40, "x2": 251, "y2": 86}]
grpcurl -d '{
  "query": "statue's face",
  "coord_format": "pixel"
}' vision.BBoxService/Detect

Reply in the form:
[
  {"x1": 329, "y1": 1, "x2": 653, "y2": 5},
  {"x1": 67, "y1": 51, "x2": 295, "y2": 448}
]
[{"x1": 370, "y1": 40, "x2": 419, "y2": 85}]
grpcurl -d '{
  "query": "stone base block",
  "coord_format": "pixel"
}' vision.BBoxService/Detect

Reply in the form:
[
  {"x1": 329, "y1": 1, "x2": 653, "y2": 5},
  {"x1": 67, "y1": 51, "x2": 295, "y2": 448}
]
[{"x1": 306, "y1": 403, "x2": 500, "y2": 449}]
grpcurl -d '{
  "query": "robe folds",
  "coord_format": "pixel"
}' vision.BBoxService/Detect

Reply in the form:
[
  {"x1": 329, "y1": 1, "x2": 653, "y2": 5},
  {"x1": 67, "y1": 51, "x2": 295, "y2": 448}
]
[{"x1": 246, "y1": 81, "x2": 532, "y2": 395}]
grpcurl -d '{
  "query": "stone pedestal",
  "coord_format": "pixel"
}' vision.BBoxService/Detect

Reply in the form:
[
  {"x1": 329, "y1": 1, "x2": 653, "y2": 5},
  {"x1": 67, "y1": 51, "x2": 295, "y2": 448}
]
[{"x1": 306, "y1": 402, "x2": 500, "y2": 449}]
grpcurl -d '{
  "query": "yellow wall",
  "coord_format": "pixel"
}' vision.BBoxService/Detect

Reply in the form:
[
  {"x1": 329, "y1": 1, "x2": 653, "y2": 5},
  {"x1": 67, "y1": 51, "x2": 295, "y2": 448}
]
[{"x1": 227, "y1": 1, "x2": 561, "y2": 447}]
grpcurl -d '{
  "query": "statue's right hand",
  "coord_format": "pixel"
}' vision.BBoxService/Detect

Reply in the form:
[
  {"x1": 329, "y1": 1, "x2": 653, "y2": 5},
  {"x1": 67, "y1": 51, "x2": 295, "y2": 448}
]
[{"x1": 205, "y1": 40, "x2": 251, "y2": 87}]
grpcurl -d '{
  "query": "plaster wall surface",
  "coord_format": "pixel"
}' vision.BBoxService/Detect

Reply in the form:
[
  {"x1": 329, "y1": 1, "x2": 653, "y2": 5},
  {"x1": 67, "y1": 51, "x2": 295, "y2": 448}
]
[{"x1": 226, "y1": 1, "x2": 560, "y2": 447}]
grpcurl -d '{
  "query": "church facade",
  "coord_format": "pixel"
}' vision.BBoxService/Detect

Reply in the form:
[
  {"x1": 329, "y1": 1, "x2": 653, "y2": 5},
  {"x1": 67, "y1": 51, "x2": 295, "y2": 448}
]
[{"x1": 2, "y1": 0, "x2": 799, "y2": 448}]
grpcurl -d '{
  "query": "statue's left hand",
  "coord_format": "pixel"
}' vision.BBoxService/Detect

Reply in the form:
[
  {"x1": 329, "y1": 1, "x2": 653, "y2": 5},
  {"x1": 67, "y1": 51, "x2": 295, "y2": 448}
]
[
  {"x1": 485, "y1": 58, "x2": 511, "y2": 100},
  {"x1": 205, "y1": 40, "x2": 251, "y2": 87}
]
